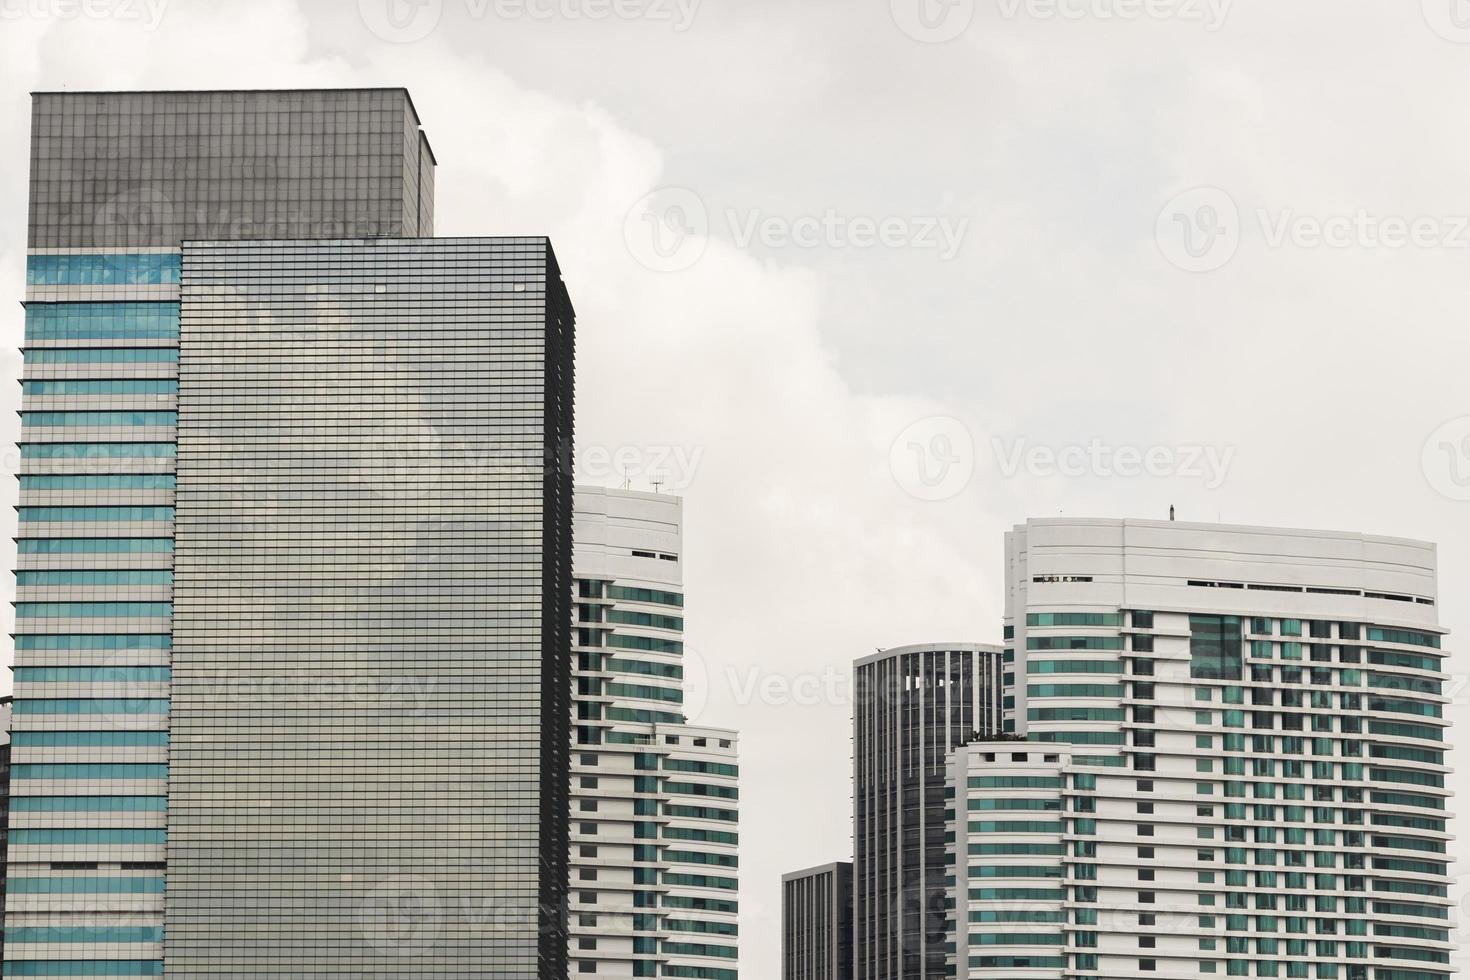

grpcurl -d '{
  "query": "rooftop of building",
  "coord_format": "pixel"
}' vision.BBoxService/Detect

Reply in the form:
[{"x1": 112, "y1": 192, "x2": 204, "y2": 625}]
[{"x1": 29, "y1": 86, "x2": 437, "y2": 164}]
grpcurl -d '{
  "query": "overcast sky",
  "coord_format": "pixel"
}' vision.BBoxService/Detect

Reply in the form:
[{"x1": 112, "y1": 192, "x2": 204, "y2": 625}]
[{"x1": 5, "y1": 0, "x2": 1470, "y2": 972}]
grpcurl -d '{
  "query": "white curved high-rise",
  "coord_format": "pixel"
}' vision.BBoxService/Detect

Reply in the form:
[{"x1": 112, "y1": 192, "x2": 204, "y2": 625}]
[
  {"x1": 569, "y1": 487, "x2": 739, "y2": 979},
  {"x1": 949, "y1": 518, "x2": 1452, "y2": 980}
]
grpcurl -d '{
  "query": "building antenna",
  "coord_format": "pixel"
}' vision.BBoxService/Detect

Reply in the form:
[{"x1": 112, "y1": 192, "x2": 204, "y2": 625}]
[
  {"x1": 1169, "y1": 504, "x2": 1176, "y2": 521},
  {"x1": 620, "y1": 467, "x2": 631, "y2": 491},
  {"x1": 651, "y1": 473, "x2": 665, "y2": 495}
]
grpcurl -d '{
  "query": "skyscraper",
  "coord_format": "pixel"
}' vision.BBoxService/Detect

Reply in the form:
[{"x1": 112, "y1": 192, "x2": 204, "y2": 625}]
[
  {"x1": 569, "y1": 486, "x2": 739, "y2": 979},
  {"x1": 782, "y1": 861, "x2": 853, "y2": 980},
  {"x1": 8, "y1": 89, "x2": 573, "y2": 979},
  {"x1": 852, "y1": 643, "x2": 1006, "y2": 980},
  {"x1": 947, "y1": 518, "x2": 1453, "y2": 980}
]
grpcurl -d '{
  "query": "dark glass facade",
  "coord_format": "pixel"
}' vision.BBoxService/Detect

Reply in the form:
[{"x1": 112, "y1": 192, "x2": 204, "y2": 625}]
[
  {"x1": 852, "y1": 645, "x2": 1004, "y2": 980},
  {"x1": 782, "y1": 861, "x2": 853, "y2": 980}
]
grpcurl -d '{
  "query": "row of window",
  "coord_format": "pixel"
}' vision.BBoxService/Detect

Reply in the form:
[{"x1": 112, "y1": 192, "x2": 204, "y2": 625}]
[
  {"x1": 13, "y1": 764, "x2": 168, "y2": 779},
  {"x1": 19, "y1": 538, "x2": 173, "y2": 554},
  {"x1": 21, "y1": 443, "x2": 176, "y2": 458},
  {"x1": 13, "y1": 699, "x2": 170, "y2": 715},
  {"x1": 23, "y1": 412, "x2": 178, "y2": 428},
  {"x1": 14, "y1": 633, "x2": 171, "y2": 650},
  {"x1": 16, "y1": 570, "x2": 173, "y2": 586},
  {"x1": 15, "y1": 666, "x2": 171, "y2": 682},
  {"x1": 12, "y1": 732, "x2": 168, "y2": 748},
  {"x1": 23, "y1": 379, "x2": 177, "y2": 395},
  {"x1": 17, "y1": 602, "x2": 172, "y2": 618},
  {"x1": 20, "y1": 474, "x2": 175, "y2": 490},
  {"x1": 27, "y1": 252, "x2": 181, "y2": 285},
  {"x1": 10, "y1": 796, "x2": 166, "y2": 812},
  {"x1": 11, "y1": 829, "x2": 166, "y2": 845},
  {"x1": 8, "y1": 926, "x2": 162, "y2": 943},
  {"x1": 2, "y1": 962, "x2": 162, "y2": 977},
  {"x1": 26, "y1": 301, "x2": 180, "y2": 340},
  {"x1": 20, "y1": 507, "x2": 174, "y2": 522},
  {"x1": 26, "y1": 348, "x2": 179, "y2": 364}
]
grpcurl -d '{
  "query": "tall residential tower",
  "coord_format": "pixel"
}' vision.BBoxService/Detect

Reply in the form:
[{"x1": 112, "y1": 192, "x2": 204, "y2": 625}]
[
  {"x1": 947, "y1": 518, "x2": 1452, "y2": 980},
  {"x1": 570, "y1": 487, "x2": 740, "y2": 979}
]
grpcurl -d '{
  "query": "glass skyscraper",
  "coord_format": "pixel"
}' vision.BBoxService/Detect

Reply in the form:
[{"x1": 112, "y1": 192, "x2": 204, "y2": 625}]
[
  {"x1": 9, "y1": 89, "x2": 573, "y2": 979},
  {"x1": 852, "y1": 643, "x2": 1006, "y2": 980}
]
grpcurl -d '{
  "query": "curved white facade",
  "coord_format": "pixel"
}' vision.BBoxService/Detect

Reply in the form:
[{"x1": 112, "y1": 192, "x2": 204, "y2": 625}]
[{"x1": 949, "y1": 518, "x2": 1454, "y2": 980}]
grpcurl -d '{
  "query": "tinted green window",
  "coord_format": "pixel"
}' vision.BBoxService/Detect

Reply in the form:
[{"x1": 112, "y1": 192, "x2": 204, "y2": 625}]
[
  {"x1": 20, "y1": 443, "x2": 176, "y2": 459},
  {"x1": 18, "y1": 539, "x2": 173, "y2": 555},
  {"x1": 22, "y1": 412, "x2": 177, "y2": 428},
  {"x1": 1191, "y1": 614, "x2": 1243, "y2": 680},
  {"x1": 26, "y1": 253, "x2": 181, "y2": 285},
  {"x1": 25, "y1": 348, "x2": 179, "y2": 364},
  {"x1": 1027, "y1": 612, "x2": 1123, "y2": 627},
  {"x1": 23, "y1": 379, "x2": 177, "y2": 396},
  {"x1": 25, "y1": 301, "x2": 180, "y2": 340}
]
